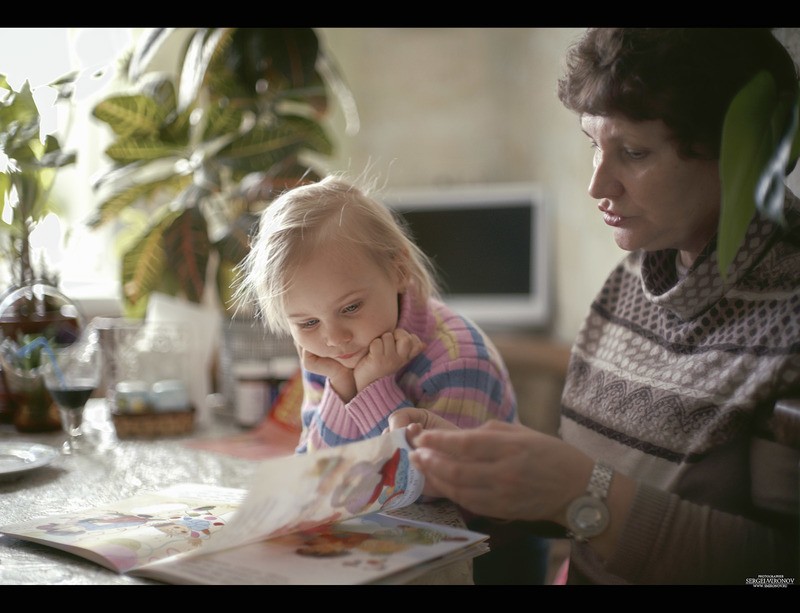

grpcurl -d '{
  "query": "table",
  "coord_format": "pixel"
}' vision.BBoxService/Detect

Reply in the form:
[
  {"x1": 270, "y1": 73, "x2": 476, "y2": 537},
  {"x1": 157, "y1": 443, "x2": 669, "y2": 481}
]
[{"x1": 0, "y1": 400, "x2": 474, "y2": 585}]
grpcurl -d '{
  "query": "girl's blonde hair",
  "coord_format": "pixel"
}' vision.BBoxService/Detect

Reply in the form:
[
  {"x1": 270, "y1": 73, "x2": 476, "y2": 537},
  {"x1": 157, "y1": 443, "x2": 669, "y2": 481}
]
[{"x1": 233, "y1": 173, "x2": 440, "y2": 335}]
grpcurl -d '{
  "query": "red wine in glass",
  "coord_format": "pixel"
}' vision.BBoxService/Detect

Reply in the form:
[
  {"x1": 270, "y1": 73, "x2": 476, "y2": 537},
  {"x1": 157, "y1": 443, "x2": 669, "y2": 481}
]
[
  {"x1": 42, "y1": 342, "x2": 102, "y2": 455},
  {"x1": 49, "y1": 385, "x2": 95, "y2": 411}
]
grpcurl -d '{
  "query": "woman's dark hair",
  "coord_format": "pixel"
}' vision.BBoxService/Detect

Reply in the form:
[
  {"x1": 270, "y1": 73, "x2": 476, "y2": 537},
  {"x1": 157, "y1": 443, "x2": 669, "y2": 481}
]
[{"x1": 557, "y1": 28, "x2": 799, "y2": 161}]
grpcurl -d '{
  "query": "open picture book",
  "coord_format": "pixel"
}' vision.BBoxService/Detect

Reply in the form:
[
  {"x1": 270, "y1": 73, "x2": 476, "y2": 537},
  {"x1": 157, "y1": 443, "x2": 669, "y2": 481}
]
[{"x1": 0, "y1": 428, "x2": 488, "y2": 585}]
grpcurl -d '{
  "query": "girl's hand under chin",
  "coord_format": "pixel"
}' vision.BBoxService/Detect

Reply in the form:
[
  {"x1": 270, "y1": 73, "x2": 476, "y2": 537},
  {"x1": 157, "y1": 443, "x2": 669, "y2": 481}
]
[
  {"x1": 353, "y1": 329, "x2": 425, "y2": 391},
  {"x1": 298, "y1": 347, "x2": 357, "y2": 401},
  {"x1": 297, "y1": 328, "x2": 424, "y2": 402}
]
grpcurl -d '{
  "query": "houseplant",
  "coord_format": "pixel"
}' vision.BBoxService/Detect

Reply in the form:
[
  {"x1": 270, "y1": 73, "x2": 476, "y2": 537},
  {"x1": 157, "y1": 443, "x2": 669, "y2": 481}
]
[
  {"x1": 0, "y1": 72, "x2": 82, "y2": 430},
  {"x1": 89, "y1": 28, "x2": 354, "y2": 318},
  {"x1": 0, "y1": 74, "x2": 76, "y2": 288},
  {"x1": 718, "y1": 70, "x2": 800, "y2": 277}
]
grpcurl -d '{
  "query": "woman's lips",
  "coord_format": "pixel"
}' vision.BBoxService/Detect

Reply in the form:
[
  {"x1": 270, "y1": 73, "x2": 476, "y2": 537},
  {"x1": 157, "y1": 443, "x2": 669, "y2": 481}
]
[
  {"x1": 599, "y1": 203, "x2": 625, "y2": 227},
  {"x1": 602, "y1": 211, "x2": 624, "y2": 227}
]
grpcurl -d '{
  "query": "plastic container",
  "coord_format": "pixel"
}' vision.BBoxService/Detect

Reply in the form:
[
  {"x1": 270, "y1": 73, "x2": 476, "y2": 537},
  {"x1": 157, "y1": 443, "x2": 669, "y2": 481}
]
[
  {"x1": 114, "y1": 380, "x2": 151, "y2": 414},
  {"x1": 232, "y1": 361, "x2": 271, "y2": 427},
  {"x1": 151, "y1": 379, "x2": 190, "y2": 412}
]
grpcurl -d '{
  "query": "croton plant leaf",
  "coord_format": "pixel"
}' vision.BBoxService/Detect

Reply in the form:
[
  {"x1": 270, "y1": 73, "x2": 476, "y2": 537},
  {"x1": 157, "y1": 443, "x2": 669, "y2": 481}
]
[{"x1": 90, "y1": 28, "x2": 352, "y2": 316}]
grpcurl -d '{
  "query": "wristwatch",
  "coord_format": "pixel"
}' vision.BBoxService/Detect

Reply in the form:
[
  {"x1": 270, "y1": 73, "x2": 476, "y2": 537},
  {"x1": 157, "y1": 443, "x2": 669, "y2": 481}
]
[{"x1": 565, "y1": 460, "x2": 613, "y2": 543}]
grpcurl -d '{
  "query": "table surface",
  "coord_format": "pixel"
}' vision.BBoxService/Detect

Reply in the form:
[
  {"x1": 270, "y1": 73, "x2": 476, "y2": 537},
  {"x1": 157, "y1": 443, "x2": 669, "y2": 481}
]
[{"x1": 0, "y1": 400, "x2": 473, "y2": 585}]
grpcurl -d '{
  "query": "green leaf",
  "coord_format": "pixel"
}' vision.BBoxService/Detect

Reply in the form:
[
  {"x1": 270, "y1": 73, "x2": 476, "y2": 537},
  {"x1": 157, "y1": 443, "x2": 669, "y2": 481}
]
[
  {"x1": 0, "y1": 80, "x2": 38, "y2": 127},
  {"x1": 104, "y1": 136, "x2": 183, "y2": 163},
  {"x1": 89, "y1": 174, "x2": 193, "y2": 228},
  {"x1": 201, "y1": 102, "x2": 244, "y2": 141},
  {"x1": 719, "y1": 72, "x2": 780, "y2": 279},
  {"x1": 177, "y1": 28, "x2": 233, "y2": 113},
  {"x1": 128, "y1": 28, "x2": 177, "y2": 82},
  {"x1": 217, "y1": 116, "x2": 333, "y2": 174},
  {"x1": 121, "y1": 210, "x2": 181, "y2": 304},
  {"x1": 93, "y1": 156, "x2": 190, "y2": 195},
  {"x1": 92, "y1": 94, "x2": 165, "y2": 138},
  {"x1": 161, "y1": 207, "x2": 210, "y2": 303},
  {"x1": 162, "y1": 104, "x2": 193, "y2": 144},
  {"x1": 139, "y1": 75, "x2": 178, "y2": 116},
  {"x1": 37, "y1": 143, "x2": 76, "y2": 169},
  {"x1": 0, "y1": 71, "x2": 76, "y2": 285}
]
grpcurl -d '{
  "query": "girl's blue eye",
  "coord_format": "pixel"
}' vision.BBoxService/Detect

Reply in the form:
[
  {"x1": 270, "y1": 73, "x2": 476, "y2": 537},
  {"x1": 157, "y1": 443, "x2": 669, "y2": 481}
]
[
  {"x1": 299, "y1": 319, "x2": 318, "y2": 330},
  {"x1": 342, "y1": 302, "x2": 361, "y2": 314}
]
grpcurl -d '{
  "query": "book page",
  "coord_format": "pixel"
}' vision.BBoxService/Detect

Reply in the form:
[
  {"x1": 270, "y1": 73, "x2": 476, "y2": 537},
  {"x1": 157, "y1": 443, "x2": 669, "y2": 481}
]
[
  {"x1": 0, "y1": 484, "x2": 246, "y2": 573},
  {"x1": 0, "y1": 428, "x2": 423, "y2": 575},
  {"x1": 134, "y1": 512, "x2": 487, "y2": 585},
  {"x1": 193, "y1": 427, "x2": 425, "y2": 556}
]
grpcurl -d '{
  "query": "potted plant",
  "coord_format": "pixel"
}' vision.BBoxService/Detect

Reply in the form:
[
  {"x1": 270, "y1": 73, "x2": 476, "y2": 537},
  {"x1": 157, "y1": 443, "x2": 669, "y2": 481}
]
[
  {"x1": 718, "y1": 69, "x2": 800, "y2": 276},
  {"x1": 88, "y1": 28, "x2": 354, "y2": 318},
  {"x1": 0, "y1": 72, "x2": 82, "y2": 430}
]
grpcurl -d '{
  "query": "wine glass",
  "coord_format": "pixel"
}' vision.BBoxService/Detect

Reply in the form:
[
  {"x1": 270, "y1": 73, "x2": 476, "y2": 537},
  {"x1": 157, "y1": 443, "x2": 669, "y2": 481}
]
[{"x1": 42, "y1": 341, "x2": 102, "y2": 455}]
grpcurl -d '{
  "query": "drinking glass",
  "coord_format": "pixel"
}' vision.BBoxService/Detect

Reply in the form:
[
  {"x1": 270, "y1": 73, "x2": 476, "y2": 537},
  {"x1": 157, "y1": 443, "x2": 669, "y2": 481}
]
[{"x1": 42, "y1": 342, "x2": 102, "y2": 455}]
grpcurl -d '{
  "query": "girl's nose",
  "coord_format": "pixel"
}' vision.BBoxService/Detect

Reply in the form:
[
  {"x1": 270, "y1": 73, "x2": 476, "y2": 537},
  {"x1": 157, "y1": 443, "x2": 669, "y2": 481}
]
[{"x1": 324, "y1": 323, "x2": 352, "y2": 347}]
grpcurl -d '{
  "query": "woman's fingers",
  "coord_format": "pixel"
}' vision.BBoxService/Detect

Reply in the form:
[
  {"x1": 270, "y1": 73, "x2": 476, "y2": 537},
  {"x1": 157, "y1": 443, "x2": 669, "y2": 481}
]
[
  {"x1": 388, "y1": 408, "x2": 458, "y2": 432},
  {"x1": 413, "y1": 421, "x2": 521, "y2": 462},
  {"x1": 409, "y1": 447, "x2": 509, "y2": 515}
]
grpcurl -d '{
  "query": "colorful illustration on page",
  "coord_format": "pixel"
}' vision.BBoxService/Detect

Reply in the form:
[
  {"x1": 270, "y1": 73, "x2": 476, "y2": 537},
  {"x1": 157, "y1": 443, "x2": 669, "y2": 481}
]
[
  {"x1": 267, "y1": 515, "x2": 470, "y2": 577},
  {"x1": 31, "y1": 500, "x2": 238, "y2": 572}
]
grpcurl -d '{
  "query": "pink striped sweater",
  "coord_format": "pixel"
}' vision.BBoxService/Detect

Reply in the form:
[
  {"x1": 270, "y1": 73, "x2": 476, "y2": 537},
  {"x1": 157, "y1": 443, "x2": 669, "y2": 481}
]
[{"x1": 296, "y1": 285, "x2": 518, "y2": 453}]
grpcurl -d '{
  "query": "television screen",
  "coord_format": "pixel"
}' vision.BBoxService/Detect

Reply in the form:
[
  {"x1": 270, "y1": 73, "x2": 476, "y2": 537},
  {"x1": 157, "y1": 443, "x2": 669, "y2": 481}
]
[{"x1": 384, "y1": 183, "x2": 550, "y2": 331}]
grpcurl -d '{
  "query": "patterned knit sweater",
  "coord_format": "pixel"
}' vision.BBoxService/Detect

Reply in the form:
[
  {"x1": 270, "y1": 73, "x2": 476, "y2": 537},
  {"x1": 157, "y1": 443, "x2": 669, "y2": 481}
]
[
  {"x1": 560, "y1": 190, "x2": 800, "y2": 584},
  {"x1": 296, "y1": 285, "x2": 518, "y2": 453}
]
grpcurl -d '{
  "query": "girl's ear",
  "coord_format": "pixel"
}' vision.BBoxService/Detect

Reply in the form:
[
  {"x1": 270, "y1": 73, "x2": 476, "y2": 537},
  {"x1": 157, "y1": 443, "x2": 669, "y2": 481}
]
[{"x1": 393, "y1": 247, "x2": 411, "y2": 291}]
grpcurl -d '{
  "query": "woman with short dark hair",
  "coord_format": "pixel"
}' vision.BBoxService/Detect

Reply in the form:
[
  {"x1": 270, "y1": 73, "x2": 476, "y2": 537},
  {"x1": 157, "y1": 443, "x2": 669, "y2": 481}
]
[{"x1": 390, "y1": 28, "x2": 800, "y2": 585}]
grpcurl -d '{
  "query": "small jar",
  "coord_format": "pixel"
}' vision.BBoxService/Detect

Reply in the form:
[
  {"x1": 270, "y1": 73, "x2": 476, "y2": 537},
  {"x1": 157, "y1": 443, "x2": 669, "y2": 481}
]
[
  {"x1": 232, "y1": 361, "x2": 271, "y2": 428},
  {"x1": 151, "y1": 379, "x2": 190, "y2": 412},
  {"x1": 114, "y1": 380, "x2": 151, "y2": 414}
]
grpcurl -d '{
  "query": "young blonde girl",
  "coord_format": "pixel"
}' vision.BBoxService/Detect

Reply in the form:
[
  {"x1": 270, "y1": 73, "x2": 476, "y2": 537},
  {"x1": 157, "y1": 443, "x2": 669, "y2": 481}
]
[{"x1": 234, "y1": 174, "x2": 519, "y2": 454}]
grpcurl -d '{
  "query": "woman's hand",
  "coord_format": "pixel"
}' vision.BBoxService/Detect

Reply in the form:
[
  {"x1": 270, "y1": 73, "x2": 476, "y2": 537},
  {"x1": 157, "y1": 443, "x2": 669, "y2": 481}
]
[
  {"x1": 388, "y1": 407, "x2": 459, "y2": 448},
  {"x1": 387, "y1": 407, "x2": 460, "y2": 498},
  {"x1": 408, "y1": 420, "x2": 594, "y2": 524}
]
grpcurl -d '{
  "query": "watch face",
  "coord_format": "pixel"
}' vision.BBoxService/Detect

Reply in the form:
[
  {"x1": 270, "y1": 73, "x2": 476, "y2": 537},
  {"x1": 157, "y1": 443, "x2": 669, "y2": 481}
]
[
  {"x1": 574, "y1": 505, "x2": 604, "y2": 530},
  {"x1": 567, "y1": 495, "x2": 609, "y2": 539}
]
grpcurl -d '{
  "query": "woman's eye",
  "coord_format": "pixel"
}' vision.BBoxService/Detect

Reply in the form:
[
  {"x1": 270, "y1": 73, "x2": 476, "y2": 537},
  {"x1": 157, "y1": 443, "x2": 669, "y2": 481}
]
[{"x1": 625, "y1": 148, "x2": 646, "y2": 160}]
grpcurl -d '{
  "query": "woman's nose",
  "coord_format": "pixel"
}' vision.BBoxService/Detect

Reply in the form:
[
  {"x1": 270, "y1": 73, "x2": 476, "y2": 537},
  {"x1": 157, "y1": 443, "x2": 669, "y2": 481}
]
[{"x1": 588, "y1": 154, "x2": 624, "y2": 200}]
